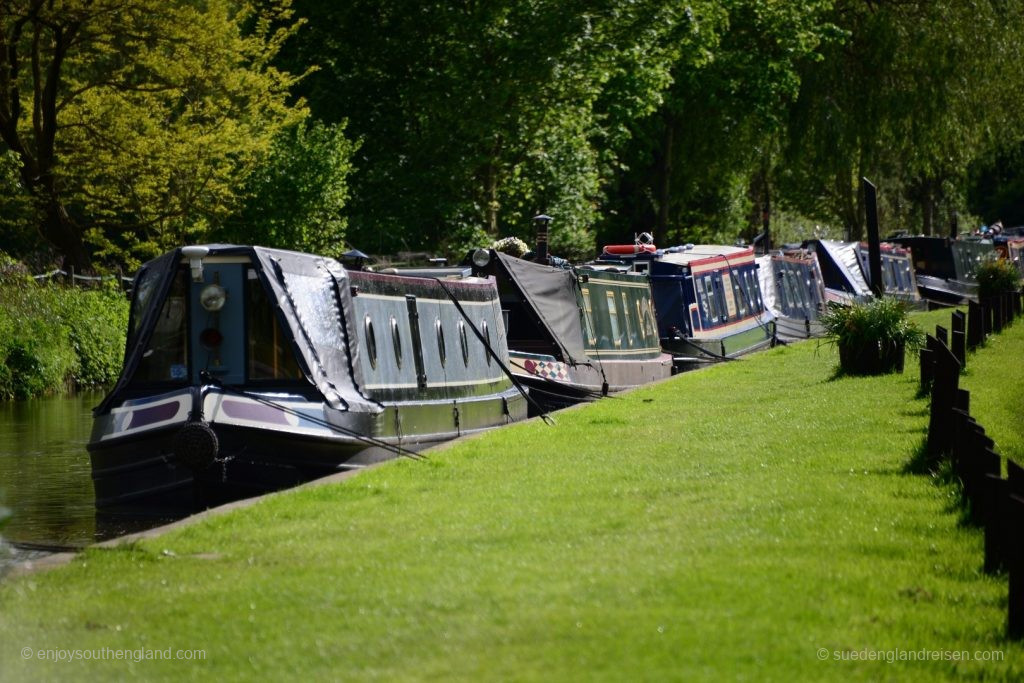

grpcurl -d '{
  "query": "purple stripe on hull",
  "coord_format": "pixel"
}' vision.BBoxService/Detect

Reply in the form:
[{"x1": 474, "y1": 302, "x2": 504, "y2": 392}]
[
  {"x1": 220, "y1": 399, "x2": 292, "y2": 425},
  {"x1": 127, "y1": 401, "x2": 181, "y2": 429}
]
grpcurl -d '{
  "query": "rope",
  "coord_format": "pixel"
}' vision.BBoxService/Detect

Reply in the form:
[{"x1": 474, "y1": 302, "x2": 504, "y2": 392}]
[
  {"x1": 432, "y1": 278, "x2": 555, "y2": 425},
  {"x1": 200, "y1": 372, "x2": 428, "y2": 462}
]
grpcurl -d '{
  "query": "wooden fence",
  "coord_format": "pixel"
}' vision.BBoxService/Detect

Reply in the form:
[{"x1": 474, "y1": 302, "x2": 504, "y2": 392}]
[{"x1": 920, "y1": 289, "x2": 1024, "y2": 639}]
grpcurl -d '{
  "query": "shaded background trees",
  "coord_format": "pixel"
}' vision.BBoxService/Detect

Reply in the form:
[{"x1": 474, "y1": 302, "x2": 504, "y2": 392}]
[{"x1": 1, "y1": 0, "x2": 1023, "y2": 269}]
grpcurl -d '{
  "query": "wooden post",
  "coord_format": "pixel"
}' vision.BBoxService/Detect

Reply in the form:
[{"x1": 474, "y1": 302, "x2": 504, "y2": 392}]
[
  {"x1": 862, "y1": 178, "x2": 884, "y2": 298},
  {"x1": 926, "y1": 334, "x2": 961, "y2": 462},
  {"x1": 1009, "y1": 494, "x2": 1024, "y2": 639},
  {"x1": 984, "y1": 474, "x2": 1008, "y2": 574},
  {"x1": 936, "y1": 325, "x2": 948, "y2": 348},
  {"x1": 919, "y1": 348, "x2": 934, "y2": 393},
  {"x1": 967, "y1": 300, "x2": 982, "y2": 349},
  {"x1": 951, "y1": 311, "x2": 966, "y2": 368}
]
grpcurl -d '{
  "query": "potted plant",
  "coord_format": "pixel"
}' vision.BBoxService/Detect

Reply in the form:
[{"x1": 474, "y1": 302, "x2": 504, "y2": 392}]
[
  {"x1": 976, "y1": 258, "x2": 1021, "y2": 298},
  {"x1": 820, "y1": 297, "x2": 925, "y2": 375}
]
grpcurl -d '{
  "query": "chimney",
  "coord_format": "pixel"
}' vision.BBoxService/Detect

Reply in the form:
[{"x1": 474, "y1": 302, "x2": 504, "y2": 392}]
[{"x1": 533, "y1": 214, "x2": 552, "y2": 264}]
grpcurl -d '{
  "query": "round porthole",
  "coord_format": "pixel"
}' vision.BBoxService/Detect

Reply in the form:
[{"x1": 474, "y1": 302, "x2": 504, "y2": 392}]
[
  {"x1": 364, "y1": 315, "x2": 377, "y2": 369},
  {"x1": 390, "y1": 316, "x2": 402, "y2": 368},
  {"x1": 435, "y1": 318, "x2": 446, "y2": 366},
  {"x1": 458, "y1": 320, "x2": 470, "y2": 366},
  {"x1": 481, "y1": 321, "x2": 492, "y2": 366}
]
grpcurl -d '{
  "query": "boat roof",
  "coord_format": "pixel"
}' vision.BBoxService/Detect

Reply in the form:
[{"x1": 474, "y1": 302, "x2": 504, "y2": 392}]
[{"x1": 655, "y1": 244, "x2": 754, "y2": 268}]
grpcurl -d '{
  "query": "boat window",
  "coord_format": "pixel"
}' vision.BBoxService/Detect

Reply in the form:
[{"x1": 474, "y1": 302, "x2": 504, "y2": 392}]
[
  {"x1": 642, "y1": 297, "x2": 657, "y2": 340},
  {"x1": 132, "y1": 268, "x2": 189, "y2": 384},
  {"x1": 704, "y1": 275, "x2": 720, "y2": 322},
  {"x1": 621, "y1": 292, "x2": 634, "y2": 343},
  {"x1": 390, "y1": 316, "x2": 402, "y2": 368},
  {"x1": 581, "y1": 287, "x2": 597, "y2": 344},
  {"x1": 732, "y1": 276, "x2": 747, "y2": 317},
  {"x1": 364, "y1": 315, "x2": 378, "y2": 370},
  {"x1": 435, "y1": 318, "x2": 446, "y2": 366},
  {"x1": 695, "y1": 277, "x2": 711, "y2": 325},
  {"x1": 606, "y1": 291, "x2": 622, "y2": 346},
  {"x1": 458, "y1": 320, "x2": 470, "y2": 366},
  {"x1": 721, "y1": 272, "x2": 738, "y2": 320},
  {"x1": 247, "y1": 271, "x2": 303, "y2": 381},
  {"x1": 128, "y1": 264, "x2": 160, "y2": 348},
  {"x1": 481, "y1": 321, "x2": 492, "y2": 366}
]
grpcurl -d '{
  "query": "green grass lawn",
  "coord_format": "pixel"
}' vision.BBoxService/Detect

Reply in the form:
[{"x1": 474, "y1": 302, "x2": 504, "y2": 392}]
[{"x1": 1, "y1": 309, "x2": 1021, "y2": 681}]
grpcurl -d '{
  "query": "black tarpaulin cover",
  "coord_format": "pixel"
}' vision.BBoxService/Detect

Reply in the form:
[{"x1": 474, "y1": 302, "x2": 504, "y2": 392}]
[
  {"x1": 494, "y1": 252, "x2": 590, "y2": 366},
  {"x1": 96, "y1": 245, "x2": 378, "y2": 415}
]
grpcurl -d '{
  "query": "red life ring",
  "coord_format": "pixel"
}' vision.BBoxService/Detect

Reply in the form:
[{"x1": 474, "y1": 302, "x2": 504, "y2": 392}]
[{"x1": 603, "y1": 244, "x2": 657, "y2": 255}]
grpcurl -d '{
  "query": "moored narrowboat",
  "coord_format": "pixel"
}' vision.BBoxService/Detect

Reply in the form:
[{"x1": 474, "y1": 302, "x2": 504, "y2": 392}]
[
  {"x1": 89, "y1": 245, "x2": 527, "y2": 512},
  {"x1": 756, "y1": 248, "x2": 826, "y2": 341},
  {"x1": 885, "y1": 235, "x2": 995, "y2": 305},
  {"x1": 643, "y1": 245, "x2": 775, "y2": 367},
  {"x1": 467, "y1": 248, "x2": 673, "y2": 413},
  {"x1": 853, "y1": 241, "x2": 923, "y2": 307},
  {"x1": 805, "y1": 239, "x2": 875, "y2": 305}
]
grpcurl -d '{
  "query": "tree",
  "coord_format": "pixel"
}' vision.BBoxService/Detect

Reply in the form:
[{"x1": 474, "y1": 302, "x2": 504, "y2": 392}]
[
  {"x1": 280, "y1": 0, "x2": 710, "y2": 260},
  {"x1": 602, "y1": 0, "x2": 836, "y2": 247},
  {"x1": 215, "y1": 120, "x2": 357, "y2": 257},
  {"x1": 780, "y1": 0, "x2": 1024, "y2": 239},
  {"x1": 0, "y1": 0, "x2": 307, "y2": 270}
]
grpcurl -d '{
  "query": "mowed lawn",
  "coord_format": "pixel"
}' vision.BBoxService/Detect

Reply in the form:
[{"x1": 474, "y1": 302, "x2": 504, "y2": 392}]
[{"x1": 1, "y1": 309, "x2": 1021, "y2": 681}]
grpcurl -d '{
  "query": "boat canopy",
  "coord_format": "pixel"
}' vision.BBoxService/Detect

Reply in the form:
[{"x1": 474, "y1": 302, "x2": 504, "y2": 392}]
[
  {"x1": 97, "y1": 245, "x2": 376, "y2": 416},
  {"x1": 493, "y1": 252, "x2": 590, "y2": 366}
]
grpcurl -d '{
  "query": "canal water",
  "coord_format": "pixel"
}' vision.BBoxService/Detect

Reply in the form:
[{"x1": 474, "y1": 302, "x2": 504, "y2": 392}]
[{"x1": 0, "y1": 391, "x2": 174, "y2": 561}]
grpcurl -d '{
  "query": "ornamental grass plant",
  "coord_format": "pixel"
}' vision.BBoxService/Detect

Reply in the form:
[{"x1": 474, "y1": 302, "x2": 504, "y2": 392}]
[
  {"x1": 820, "y1": 297, "x2": 925, "y2": 376},
  {"x1": 975, "y1": 258, "x2": 1021, "y2": 298}
]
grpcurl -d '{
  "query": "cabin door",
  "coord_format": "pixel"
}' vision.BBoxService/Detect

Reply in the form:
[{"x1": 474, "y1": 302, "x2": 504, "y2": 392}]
[{"x1": 189, "y1": 263, "x2": 245, "y2": 385}]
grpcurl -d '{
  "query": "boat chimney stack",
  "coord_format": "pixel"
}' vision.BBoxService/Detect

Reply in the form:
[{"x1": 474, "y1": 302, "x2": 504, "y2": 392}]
[{"x1": 533, "y1": 214, "x2": 552, "y2": 264}]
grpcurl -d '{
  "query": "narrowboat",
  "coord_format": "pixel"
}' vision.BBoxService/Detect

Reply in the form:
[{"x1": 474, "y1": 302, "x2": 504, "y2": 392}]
[
  {"x1": 853, "y1": 241, "x2": 923, "y2": 307},
  {"x1": 89, "y1": 245, "x2": 527, "y2": 512},
  {"x1": 466, "y1": 248, "x2": 673, "y2": 413},
  {"x1": 756, "y1": 248, "x2": 826, "y2": 341},
  {"x1": 994, "y1": 229, "x2": 1024, "y2": 278},
  {"x1": 596, "y1": 242, "x2": 775, "y2": 367},
  {"x1": 885, "y1": 235, "x2": 995, "y2": 305},
  {"x1": 644, "y1": 245, "x2": 775, "y2": 367},
  {"x1": 805, "y1": 240, "x2": 874, "y2": 304}
]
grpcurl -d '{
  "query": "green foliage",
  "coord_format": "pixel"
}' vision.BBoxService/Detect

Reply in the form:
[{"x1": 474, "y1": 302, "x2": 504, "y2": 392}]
[
  {"x1": 215, "y1": 120, "x2": 357, "y2": 257},
  {"x1": 976, "y1": 258, "x2": 1021, "y2": 298},
  {"x1": 0, "y1": 0, "x2": 308, "y2": 270},
  {"x1": 0, "y1": 254, "x2": 129, "y2": 399},
  {"x1": 490, "y1": 237, "x2": 529, "y2": 258}
]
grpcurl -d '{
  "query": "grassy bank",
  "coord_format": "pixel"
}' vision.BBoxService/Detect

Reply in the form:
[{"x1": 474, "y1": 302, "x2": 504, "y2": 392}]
[
  {"x1": 0, "y1": 310, "x2": 1021, "y2": 680},
  {"x1": 0, "y1": 254, "x2": 128, "y2": 400}
]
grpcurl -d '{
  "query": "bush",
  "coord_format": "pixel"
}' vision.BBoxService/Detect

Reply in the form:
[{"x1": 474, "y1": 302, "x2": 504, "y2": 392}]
[
  {"x1": 976, "y1": 258, "x2": 1021, "y2": 298},
  {"x1": 820, "y1": 297, "x2": 925, "y2": 376},
  {"x1": 0, "y1": 255, "x2": 129, "y2": 398}
]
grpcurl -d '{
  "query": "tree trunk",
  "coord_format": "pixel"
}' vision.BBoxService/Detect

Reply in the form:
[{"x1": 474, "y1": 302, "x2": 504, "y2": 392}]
[
  {"x1": 40, "y1": 202, "x2": 89, "y2": 272},
  {"x1": 654, "y1": 115, "x2": 674, "y2": 246}
]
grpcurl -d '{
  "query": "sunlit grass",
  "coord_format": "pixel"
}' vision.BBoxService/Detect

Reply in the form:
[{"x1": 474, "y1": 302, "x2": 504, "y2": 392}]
[{"x1": 0, "y1": 309, "x2": 1021, "y2": 681}]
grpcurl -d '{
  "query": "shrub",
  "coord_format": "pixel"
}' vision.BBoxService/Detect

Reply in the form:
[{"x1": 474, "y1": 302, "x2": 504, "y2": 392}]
[
  {"x1": 976, "y1": 258, "x2": 1021, "y2": 298},
  {"x1": 820, "y1": 297, "x2": 925, "y2": 376},
  {"x1": 491, "y1": 237, "x2": 529, "y2": 258},
  {"x1": 0, "y1": 256, "x2": 129, "y2": 398}
]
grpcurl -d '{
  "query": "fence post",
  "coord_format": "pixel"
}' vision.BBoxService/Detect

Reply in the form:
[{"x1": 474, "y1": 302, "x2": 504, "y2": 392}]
[
  {"x1": 919, "y1": 348, "x2": 934, "y2": 393},
  {"x1": 936, "y1": 325, "x2": 948, "y2": 348},
  {"x1": 1009, "y1": 494, "x2": 1024, "y2": 639},
  {"x1": 967, "y1": 300, "x2": 983, "y2": 349},
  {"x1": 926, "y1": 335, "x2": 961, "y2": 463},
  {"x1": 951, "y1": 310, "x2": 966, "y2": 368},
  {"x1": 984, "y1": 474, "x2": 1008, "y2": 574}
]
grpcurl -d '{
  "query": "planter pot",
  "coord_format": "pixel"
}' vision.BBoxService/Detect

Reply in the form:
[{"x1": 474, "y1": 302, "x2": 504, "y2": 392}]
[{"x1": 838, "y1": 339, "x2": 905, "y2": 376}]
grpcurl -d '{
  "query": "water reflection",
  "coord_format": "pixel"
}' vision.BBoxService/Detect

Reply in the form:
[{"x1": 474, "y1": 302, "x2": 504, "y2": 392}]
[{"x1": 0, "y1": 391, "x2": 175, "y2": 551}]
